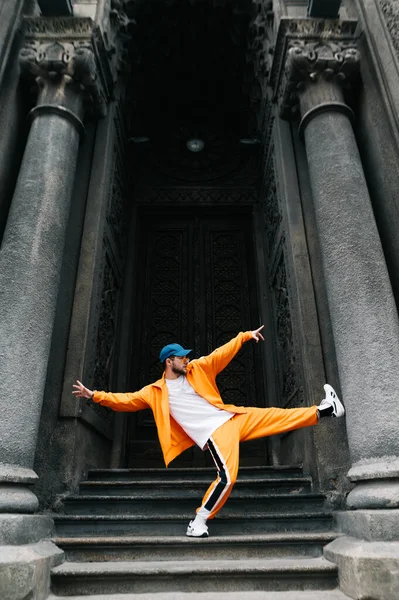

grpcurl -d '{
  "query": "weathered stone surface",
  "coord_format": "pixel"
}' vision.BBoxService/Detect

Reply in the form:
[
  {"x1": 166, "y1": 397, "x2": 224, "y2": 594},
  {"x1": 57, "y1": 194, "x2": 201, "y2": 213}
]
[
  {"x1": 0, "y1": 514, "x2": 54, "y2": 545},
  {"x1": 346, "y1": 458, "x2": 399, "y2": 509},
  {"x1": 0, "y1": 485, "x2": 39, "y2": 513},
  {"x1": 0, "y1": 89, "x2": 82, "y2": 471},
  {"x1": 303, "y1": 108, "x2": 399, "y2": 480},
  {"x1": 324, "y1": 536, "x2": 399, "y2": 600},
  {"x1": 51, "y1": 556, "x2": 338, "y2": 595},
  {"x1": 346, "y1": 480, "x2": 399, "y2": 509},
  {"x1": 0, "y1": 464, "x2": 38, "y2": 484},
  {"x1": 272, "y1": 117, "x2": 351, "y2": 498},
  {"x1": 0, "y1": 540, "x2": 63, "y2": 600},
  {"x1": 335, "y1": 510, "x2": 399, "y2": 541},
  {"x1": 0, "y1": 15, "x2": 111, "y2": 515},
  {"x1": 348, "y1": 457, "x2": 399, "y2": 480},
  {"x1": 0, "y1": 0, "x2": 24, "y2": 86},
  {"x1": 279, "y1": 40, "x2": 360, "y2": 122},
  {"x1": 47, "y1": 592, "x2": 349, "y2": 600},
  {"x1": 0, "y1": 0, "x2": 28, "y2": 240},
  {"x1": 276, "y1": 30, "x2": 399, "y2": 507}
]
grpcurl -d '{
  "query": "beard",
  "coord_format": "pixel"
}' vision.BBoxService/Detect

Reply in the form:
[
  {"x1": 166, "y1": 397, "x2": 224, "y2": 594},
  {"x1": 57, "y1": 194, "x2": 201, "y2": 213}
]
[{"x1": 171, "y1": 364, "x2": 187, "y2": 377}]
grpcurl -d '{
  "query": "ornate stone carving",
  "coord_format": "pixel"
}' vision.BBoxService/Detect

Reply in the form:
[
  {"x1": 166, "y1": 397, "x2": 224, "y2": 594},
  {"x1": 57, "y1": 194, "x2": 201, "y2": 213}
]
[
  {"x1": 246, "y1": 1, "x2": 274, "y2": 102},
  {"x1": 207, "y1": 229, "x2": 256, "y2": 406},
  {"x1": 20, "y1": 17, "x2": 112, "y2": 116},
  {"x1": 258, "y1": 100, "x2": 275, "y2": 198},
  {"x1": 244, "y1": 1, "x2": 274, "y2": 153},
  {"x1": 272, "y1": 250, "x2": 304, "y2": 409},
  {"x1": 106, "y1": 150, "x2": 127, "y2": 257},
  {"x1": 134, "y1": 213, "x2": 257, "y2": 407},
  {"x1": 22, "y1": 16, "x2": 94, "y2": 37},
  {"x1": 278, "y1": 40, "x2": 360, "y2": 120},
  {"x1": 261, "y1": 152, "x2": 302, "y2": 408},
  {"x1": 92, "y1": 252, "x2": 119, "y2": 393},
  {"x1": 98, "y1": 0, "x2": 136, "y2": 82},
  {"x1": 270, "y1": 16, "x2": 358, "y2": 101},
  {"x1": 110, "y1": 0, "x2": 137, "y2": 35},
  {"x1": 89, "y1": 137, "x2": 127, "y2": 422},
  {"x1": 139, "y1": 226, "x2": 189, "y2": 387},
  {"x1": 262, "y1": 153, "x2": 281, "y2": 251},
  {"x1": 134, "y1": 188, "x2": 257, "y2": 205}
]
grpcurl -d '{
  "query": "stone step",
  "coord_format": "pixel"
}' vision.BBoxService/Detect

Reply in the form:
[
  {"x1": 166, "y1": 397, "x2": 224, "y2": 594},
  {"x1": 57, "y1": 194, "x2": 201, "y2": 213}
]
[
  {"x1": 127, "y1": 440, "x2": 268, "y2": 469},
  {"x1": 50, "y1": 557, "x2": 338, "y2": 595},
  {"x1": 56, "y1": 531, "x2": 340, "y2": 562},
  {"x1": 79, "y1": 476, "x2": 312, "y2": 496},
  {"x1": 53, "y1": 512, "x2": 334, "y2": 537},
  {"x1": 62, "y1": 492, "x2": 325, "y2": 516},
  {"x1": 86, "y1": 465, "x2": 304, "y2": 482},
  {"x1": 48, "y1": 590, "x2": 350, "y2": 600}
]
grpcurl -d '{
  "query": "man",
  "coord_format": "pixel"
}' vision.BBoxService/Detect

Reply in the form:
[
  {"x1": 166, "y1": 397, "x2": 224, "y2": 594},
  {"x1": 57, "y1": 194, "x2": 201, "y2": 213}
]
[{"x1": 73, "y1": 325, "x2": 344, "y2": 538}]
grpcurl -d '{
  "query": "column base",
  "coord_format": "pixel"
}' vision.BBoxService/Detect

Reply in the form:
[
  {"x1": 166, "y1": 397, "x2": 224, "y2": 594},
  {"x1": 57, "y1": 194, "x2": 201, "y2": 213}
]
[
  {"x1": 334, "y1": 509, "x2": 399, "y2": 542},
  {"x1": 0, "y1": 514, "x2": 54, "y2": 545},
  {"x1": 324, "y1": 536, "x2": 399, "y2": 600},
  {"x1": 0, "y1": 464, "x2": 40, "y2": 513},
  {"x1": 0, "y1": 540, "x2": 63, "y2": 600},
  {"x1": 0, "y1": 484, "x2": 39, "y2": 513},
  {"x1": 346, "y1": 480, "x2": 399, "y2": 509},
  {"x1": 346, "y1": 457, "x2": 399, "y2": 509}
]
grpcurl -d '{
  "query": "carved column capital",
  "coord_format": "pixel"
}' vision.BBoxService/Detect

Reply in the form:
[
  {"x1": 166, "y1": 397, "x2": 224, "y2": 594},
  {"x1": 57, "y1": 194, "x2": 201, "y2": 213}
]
[
  {"x1": 19, "y1": 17, "x2": 113, "y2": 117},
  {"x1": 278, "y1": 40, "x2": 360, "y2": 121}
]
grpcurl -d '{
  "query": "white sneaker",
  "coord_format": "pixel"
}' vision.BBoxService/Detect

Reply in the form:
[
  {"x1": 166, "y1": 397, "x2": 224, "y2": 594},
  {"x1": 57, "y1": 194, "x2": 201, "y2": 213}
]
[
  {"x1": 186, "y1": 517, "x2": 209, "y2": 538},
  {"x1": 319, "y1": 384, "x2": 345, "y2": 417}
]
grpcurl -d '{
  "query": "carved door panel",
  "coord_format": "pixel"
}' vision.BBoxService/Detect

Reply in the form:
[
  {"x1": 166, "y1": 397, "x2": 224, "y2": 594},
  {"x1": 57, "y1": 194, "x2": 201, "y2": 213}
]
[{"x1": 127, "y1": 208, "x2": 265, "y2": 466}]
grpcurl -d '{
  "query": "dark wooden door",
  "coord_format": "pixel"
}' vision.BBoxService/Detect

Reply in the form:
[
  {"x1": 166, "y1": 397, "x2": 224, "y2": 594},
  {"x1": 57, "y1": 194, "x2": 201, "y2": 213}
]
[{"x1": 127, "y1": 208, "x2": 266, "y2": 466}]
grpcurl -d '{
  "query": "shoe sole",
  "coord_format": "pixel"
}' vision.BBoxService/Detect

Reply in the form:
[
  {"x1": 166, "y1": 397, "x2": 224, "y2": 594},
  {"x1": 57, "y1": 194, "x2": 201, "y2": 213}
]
[
  {"x1": 323, "y1": 384, "x2": 345, "y2": 417},
  {"x1": 186, "y1": 532, "x2": 209, "y2": 538}
]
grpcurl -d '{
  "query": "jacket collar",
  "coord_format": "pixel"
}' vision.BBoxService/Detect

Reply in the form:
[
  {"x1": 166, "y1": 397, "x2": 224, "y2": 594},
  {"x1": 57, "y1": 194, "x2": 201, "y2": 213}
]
[
  {"x1": 153, "y1": 363, "x2": 194, "y2": 389},
  {"x1": 152, "y1": 375, "x2": 165, "y2": 389}
]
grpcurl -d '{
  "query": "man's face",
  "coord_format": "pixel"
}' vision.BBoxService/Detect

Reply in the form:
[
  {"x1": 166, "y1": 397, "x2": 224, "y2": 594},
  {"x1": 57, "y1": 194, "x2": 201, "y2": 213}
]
[{"x1": 169, "y1": 355, "x2": 190, "y2": 376}]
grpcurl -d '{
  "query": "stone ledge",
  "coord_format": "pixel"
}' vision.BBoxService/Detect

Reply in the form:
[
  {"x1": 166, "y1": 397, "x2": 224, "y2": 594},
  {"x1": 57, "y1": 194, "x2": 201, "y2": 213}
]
[
  {"x1": 0, "y1": 514, "x2": 54, "y2": 545},
  {"x1": 348, "y1": 456, "x2": 399, "y2": 480},
  {"x1": 0, "y1": 540, "x2": 64, "y2": 600},
  {"x1": 346, "y1": 479, "x2": 399, "y2": 509},
  {"x1": 47, "y1": 591, "x2": 350, "y2": 600},
  {"x1": 0, "y1": 464, "x2": 38, "y2": 484},
  {"x1": 324, "y1": 535, "x2": 399, "y2": 600},
  {"x1": 334, "y1": 509, "x2": 399, "y2": 541}
]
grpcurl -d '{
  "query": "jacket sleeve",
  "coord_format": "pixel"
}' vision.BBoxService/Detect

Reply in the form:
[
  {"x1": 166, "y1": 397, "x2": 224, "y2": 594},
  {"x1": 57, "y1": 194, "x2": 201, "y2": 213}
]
[
  {"x1": 194, "y1": 331, "x2": 253, "y2": 375},
  {"x1": 92, "y1": 386, "x2": 150, "y2": 412}
]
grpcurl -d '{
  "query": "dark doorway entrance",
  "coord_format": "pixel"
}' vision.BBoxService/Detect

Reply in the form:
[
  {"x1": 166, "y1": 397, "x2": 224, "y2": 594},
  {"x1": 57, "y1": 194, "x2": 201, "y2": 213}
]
[{"x1": 126, "y1": 207, "x2": 268, "y2": 467}]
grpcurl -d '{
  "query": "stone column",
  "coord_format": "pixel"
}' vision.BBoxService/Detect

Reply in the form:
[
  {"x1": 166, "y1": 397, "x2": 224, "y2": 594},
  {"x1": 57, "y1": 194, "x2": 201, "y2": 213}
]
[
  {"x1": 0, "y1": 18, "x2": 107, "y2": 536},
  {"x1": 279, "y1": 40, "x2": 399, "y2": 520}
]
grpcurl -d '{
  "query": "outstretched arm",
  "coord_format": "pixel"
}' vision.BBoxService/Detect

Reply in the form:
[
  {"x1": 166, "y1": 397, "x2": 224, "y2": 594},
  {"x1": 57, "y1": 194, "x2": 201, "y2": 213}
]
[
  {"x1": 72, "y1": 380, "x2": 149, "y2": 412},
  {"x1": 195, "y1": 325, "x2": 264, "y2": 375}
]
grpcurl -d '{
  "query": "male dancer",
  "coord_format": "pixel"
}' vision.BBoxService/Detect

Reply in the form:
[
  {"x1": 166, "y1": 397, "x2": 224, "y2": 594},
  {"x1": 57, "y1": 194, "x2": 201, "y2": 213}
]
[{"x1": 73, "y1": 325, "x2": 344, "y2": 538}]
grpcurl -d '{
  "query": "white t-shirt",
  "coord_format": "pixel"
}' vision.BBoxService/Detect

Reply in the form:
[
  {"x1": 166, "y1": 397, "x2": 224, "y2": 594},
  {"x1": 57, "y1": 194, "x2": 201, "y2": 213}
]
[{"x1": 165, "y1": 375, "x2": 234, "y2": 449}]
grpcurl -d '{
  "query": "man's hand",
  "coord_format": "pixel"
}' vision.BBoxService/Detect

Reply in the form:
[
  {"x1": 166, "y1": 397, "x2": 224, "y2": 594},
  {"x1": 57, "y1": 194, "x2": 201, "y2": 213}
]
[
  {"x1": 72, "y1": 380, "x2": 94, "y2": 399},
  {"x1": 251, "y1": 325, "x2": 265, "y2": 343}
]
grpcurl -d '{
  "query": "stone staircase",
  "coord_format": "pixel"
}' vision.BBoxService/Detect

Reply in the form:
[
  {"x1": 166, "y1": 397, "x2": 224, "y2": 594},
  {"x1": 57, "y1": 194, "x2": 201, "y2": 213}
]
[{"x1": 49, "y1": 465, "x2": 346, "y2": 598}]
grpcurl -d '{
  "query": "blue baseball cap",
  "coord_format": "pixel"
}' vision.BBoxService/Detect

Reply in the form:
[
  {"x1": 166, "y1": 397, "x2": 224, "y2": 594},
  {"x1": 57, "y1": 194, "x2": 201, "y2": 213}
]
[{"x1": 159, "y1": 343, "x2": 192, "y2": 363}]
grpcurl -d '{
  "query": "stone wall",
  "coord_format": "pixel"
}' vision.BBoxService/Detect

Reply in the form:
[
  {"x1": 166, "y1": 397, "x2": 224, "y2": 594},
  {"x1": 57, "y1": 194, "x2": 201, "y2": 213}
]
[
  {"x1": 0, "y1": 0, "x2": 33, "y2": 240},
  {"x1": 32, "y1": 120, "x2": 112, "y2": 508},
  {"x1": 354, "y1": 0, "x2": 399, "y2": 309},
  {"x1": 33, "y1": 103, "x2": 130, "y2": 508}
]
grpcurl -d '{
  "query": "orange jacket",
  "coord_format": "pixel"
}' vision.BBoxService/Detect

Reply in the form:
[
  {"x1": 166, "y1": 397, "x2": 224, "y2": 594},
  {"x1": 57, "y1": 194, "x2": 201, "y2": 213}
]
[{"x1": 93, "y1": 331, "x2": 253, "y2": 466}]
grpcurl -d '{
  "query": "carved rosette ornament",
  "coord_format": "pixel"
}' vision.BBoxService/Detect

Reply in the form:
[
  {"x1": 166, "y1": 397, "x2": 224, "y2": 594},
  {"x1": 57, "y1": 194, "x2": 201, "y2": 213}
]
[
  {"x1": 19, "y1": 17, "x2": 111, "y2": 120},
  {"x1": 279, "y1": 40, "x2": 360, "y2": 128}
]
